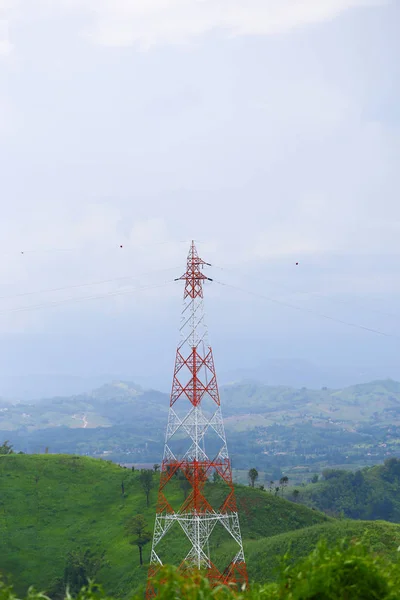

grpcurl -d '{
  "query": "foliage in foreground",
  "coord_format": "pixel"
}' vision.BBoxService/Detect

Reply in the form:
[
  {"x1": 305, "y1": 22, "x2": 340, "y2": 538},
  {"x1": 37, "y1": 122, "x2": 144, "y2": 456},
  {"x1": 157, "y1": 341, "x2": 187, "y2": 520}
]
[{"x1": 3, "y1": 541, "x2": 400, "y2": 600}]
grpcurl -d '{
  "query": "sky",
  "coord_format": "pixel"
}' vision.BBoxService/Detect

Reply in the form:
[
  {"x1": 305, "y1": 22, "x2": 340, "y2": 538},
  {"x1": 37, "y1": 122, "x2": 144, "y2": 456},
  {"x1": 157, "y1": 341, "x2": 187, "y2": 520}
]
[{"x1": 0, "y1": 0, "x2": 399, "y2": 395}]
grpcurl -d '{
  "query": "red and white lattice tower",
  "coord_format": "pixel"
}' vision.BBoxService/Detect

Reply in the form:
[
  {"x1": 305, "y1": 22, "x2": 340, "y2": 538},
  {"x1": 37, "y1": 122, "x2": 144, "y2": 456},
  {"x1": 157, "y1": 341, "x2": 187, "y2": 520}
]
[{"x1": 146, "y1": 242, "x2": 248, "y2": 597}]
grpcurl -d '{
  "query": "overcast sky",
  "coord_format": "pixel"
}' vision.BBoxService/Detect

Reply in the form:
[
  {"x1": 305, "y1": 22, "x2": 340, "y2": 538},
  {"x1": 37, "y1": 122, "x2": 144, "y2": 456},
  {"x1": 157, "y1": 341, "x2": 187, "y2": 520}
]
[{"x1": 0, "y1": 0, "x2": 399, "y2": 393}]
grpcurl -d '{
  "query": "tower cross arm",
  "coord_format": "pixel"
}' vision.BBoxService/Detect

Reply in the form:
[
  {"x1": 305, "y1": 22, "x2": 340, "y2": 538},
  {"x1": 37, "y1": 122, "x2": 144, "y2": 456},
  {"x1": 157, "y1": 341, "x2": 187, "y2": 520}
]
[{"x1": 174, "y1": 242, "x2": 213, "y2": 298}]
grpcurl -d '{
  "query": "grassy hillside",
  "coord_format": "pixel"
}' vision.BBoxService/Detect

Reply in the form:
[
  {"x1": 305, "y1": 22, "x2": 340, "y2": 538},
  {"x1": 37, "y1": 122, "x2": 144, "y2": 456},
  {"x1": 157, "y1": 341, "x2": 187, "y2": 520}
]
[
  {"x1": 0, "y1": 454, "x2": 329, "y2": 597},
  {"x1": 245, "y1": 520, "x2": 400, "y2": 582}
]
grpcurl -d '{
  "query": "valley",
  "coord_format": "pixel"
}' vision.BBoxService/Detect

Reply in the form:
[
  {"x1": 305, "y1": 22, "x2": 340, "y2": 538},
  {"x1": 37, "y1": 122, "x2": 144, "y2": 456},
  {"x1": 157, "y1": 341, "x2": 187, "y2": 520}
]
[{"x1": 2, "y1": 379, "x2": 400, "y2": 483}]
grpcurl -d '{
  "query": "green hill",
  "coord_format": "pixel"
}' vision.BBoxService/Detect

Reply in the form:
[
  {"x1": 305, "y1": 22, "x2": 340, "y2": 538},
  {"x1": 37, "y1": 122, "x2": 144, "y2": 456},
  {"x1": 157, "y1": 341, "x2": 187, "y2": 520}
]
[
  {"x1": 2, "y1": 454, "x2": 400, "y2": 598},
  {"x1": 0, "y1": 454, "x2": 329, "y2": 596},
  {"x1": 294, "y1": 458, "x2": 400, "y2": 521},
  {"x1": 245, "y1": 520, "x2": 400, "y2": 582}
]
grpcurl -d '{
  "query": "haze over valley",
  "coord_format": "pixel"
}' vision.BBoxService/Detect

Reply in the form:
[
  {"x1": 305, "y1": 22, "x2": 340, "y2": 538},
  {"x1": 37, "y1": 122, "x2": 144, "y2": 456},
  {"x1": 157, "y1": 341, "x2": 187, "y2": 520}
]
[{"x1": 2, "y1": 377, "x2": 400, "y2": 487}]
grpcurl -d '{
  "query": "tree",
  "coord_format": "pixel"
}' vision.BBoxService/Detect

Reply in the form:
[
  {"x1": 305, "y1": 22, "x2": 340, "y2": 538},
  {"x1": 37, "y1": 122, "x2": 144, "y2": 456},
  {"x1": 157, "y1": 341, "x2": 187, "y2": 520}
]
[
  {"x1": 322, "y1": 468, "x2": 344, "y2": 481},
  {"x1": 280, "y1": 476, "x2": 289, "y2": 490},
  {"x1": 126, "y1": 515, "x2": 152, "y2": 566},
  {"x1": 382, "y1": 458, "x2": 400, "y2": 482},
  {"x1": 153, "y1": 464, "x2": 160, "y2": 472},
  {"x1": 369, "y1": 497, "x2": 394, "y2": 521},
  {"x1": 292, "y1": 489, "x2": 300, "y2": 502},
  {"x1": 56, "y1": 549, "x2": 108, "y2": 597},
  {"x1": 311, "y1": 474, "x2": 319, "y2": 483},
  {"x1": 139, "y1": 469, "x2": 154, "y2": 507},
  {"x1": 352, "y1": 470, "x2": 364, "y2": 488},
  {"x1": 269, "y1": 480, "x2": 274, "y2": 493},
  {"x1": 275, "y1": 486, "x2": 280, "y2": 496},
  {"x1": 0, "y1": 441, "x2": 13, "y2": 455},
  {"x1": 248, "y1": 468, "x2": 259, "y2": 488}
]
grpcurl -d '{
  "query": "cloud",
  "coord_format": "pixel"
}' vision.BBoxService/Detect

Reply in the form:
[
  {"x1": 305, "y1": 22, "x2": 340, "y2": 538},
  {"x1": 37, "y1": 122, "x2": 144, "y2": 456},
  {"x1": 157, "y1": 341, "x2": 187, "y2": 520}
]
[
  {"x1": 0, "y1": 0, "x2": 388, "y2": 58},
  {"x1": 16, "y1": 0, "x2": 386, "y2": 49},
  {"x1": 0, "y1": 197, "x2": 185, "y2": 336},
  {"x1": 0, "y1": 0, "x2": 397, "y2": 362},
  {"x1": 0, "y1": 18, "x2": 12, "y2": 56}
]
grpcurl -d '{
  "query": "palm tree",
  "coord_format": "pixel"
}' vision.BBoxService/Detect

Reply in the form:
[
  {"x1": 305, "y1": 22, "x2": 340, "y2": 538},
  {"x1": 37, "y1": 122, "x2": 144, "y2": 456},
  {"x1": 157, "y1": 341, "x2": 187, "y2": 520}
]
[{"x1": 248, "y1": 468, "x2": 259, "y2": 488}]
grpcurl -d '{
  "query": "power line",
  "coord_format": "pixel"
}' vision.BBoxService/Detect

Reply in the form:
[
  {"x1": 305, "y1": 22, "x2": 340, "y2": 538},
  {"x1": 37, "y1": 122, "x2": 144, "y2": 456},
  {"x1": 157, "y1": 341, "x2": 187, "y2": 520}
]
[
  {"x1": 212, "y1": 263, "x2": 400, "y2": 321},
  {"x1": 0, "y1": 266, "x2": 180, "y2": 302},
  {"x1": 0, "y1": 280, "x2": 175, "y2": 317},
  {"x1": 279, "y1": 285, "x2": 400, "y2": 321},
  {"x1": 213, "y1": 279, "x2": 397, "y2": 340}
]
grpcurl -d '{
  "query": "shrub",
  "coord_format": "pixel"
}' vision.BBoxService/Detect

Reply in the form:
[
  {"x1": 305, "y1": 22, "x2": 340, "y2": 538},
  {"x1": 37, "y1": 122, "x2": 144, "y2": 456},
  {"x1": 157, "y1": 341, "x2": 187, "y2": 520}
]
[{"x1": 2, "y1": 540, "x2": 400, "y2": 599}]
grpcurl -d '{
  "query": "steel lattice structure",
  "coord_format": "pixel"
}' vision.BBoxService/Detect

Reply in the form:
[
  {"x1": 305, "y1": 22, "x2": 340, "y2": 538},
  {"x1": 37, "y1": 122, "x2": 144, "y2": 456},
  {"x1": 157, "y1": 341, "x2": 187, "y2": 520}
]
[{"x1": 146, "y1": 242, "x2": 248, "y2": 597}]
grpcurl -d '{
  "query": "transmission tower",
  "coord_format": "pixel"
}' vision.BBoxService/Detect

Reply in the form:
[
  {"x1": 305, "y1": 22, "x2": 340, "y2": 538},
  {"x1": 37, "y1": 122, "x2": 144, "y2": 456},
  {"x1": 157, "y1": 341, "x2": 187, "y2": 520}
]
[{"x1": 146, "y1": 242, "x2": 248, "y2": 597}]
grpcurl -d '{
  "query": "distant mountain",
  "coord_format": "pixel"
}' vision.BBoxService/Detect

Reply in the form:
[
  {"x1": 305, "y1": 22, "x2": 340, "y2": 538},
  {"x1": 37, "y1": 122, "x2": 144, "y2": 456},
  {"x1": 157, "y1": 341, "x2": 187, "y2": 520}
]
[
  {"x1": 0, "y1": 374, "x2": 161, "y2": 401},
  {"x1": 2, "y1": 379, "x2": 400, "y2": 475},
  {"x1": 3, "y1": 377, "x2": 400, "y2": 433},
  {"x1": 3, "y1": 359, "x2": 400, "y2": 400},
  {"x1": 0, "y1": 380, "x2": 168, "y2": 432},
  {"x1": 221, "y1": 359, "x2": 400, "y2": 389}
]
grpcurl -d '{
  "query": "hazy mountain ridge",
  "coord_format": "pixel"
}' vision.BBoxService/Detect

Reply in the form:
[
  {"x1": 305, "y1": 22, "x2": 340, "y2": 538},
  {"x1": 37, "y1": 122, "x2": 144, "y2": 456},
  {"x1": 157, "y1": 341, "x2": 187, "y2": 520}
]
[
  {"x1": 2, "y1": 379, "x2": 400, "y2": 474},
  {"x1": 0, "y1": 381, "x2": 167, "y2": 431},
  {"x1": 2, "y1": 378, "x2": 400, "y2": 431}
]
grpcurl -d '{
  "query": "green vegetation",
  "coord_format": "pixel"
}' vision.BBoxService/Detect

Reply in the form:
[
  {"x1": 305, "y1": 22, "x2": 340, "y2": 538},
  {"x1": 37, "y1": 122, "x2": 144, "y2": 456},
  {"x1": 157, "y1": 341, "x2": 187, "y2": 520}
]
[
  {"x1": 0, "y1": 454, "x2": 329, "y2": 597},
  {"x1": 248, "y1": 468, "x2": 259, "y2": 488},
  {"x1": 245, "y1": 520, "x2": 400, "y2": 583},
  {"x1": 150, "y1": 540, "x2": 400, "y2": 599},
  {"x1": 125, "y1": 515, "x2": 152, "y2": 566},
  {"x1": 52, "y1": 548, "x2": 109, "y2": 598},
  {"x1": 0, "y1": 454, "x2": 166, "y2": 597},
  {"x1": 0, "y1": 441, "x2": 14, "y2": 455},
  {"x1": 3, "y1": 540, "x2": 400, "y2": 599},
  {"x1": 292, "y1": 458, "x2": 400, "y2": 521},
  {"x1": 3, "y1": 453, "x2": 400, "y2": 598},
  {"x1": 139, "y1": 470, "x2": 155, "y2": 507}
]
